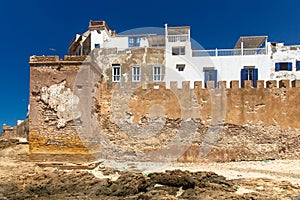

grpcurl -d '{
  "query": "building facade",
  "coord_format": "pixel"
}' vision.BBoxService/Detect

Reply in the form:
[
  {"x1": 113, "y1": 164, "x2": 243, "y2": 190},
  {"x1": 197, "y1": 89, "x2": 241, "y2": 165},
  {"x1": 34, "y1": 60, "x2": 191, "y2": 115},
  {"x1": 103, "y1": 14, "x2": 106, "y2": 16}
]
[{"x1": 69, "y1": 21, "x2": 300, "y2": 88}]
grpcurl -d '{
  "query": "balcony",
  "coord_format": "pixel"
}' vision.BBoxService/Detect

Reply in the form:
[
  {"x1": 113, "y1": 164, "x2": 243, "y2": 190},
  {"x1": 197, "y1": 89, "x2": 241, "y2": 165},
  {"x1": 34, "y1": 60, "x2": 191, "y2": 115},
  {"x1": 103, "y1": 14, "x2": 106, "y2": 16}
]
[{"x1": 167, "y1": 34, "x2": 189, "y2": 43}]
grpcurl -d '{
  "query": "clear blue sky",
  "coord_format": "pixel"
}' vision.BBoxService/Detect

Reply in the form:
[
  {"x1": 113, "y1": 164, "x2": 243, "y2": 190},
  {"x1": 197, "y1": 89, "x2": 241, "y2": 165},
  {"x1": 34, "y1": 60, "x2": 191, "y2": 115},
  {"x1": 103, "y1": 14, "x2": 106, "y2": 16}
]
[{"x1": 0, "y1": 0, "x2": 300, "y2": 131}]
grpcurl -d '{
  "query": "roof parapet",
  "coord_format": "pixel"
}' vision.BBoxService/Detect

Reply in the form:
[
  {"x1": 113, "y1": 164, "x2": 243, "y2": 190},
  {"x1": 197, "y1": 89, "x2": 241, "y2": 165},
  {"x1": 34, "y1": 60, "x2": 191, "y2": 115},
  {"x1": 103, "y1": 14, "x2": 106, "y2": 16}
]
[
  {"x1": 29, "y1": 55, "x2": 89, "y2": 64},
  {"x1": 88, "y1": 20, "x2": 116, "y2": 36}
]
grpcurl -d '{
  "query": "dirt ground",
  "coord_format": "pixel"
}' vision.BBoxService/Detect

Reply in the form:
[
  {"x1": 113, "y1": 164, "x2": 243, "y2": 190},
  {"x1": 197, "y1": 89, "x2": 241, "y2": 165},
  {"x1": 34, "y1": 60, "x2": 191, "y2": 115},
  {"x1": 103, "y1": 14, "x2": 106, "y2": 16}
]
[{"x1": 0, "y1": 140, "x2": 300, "y2": 199}]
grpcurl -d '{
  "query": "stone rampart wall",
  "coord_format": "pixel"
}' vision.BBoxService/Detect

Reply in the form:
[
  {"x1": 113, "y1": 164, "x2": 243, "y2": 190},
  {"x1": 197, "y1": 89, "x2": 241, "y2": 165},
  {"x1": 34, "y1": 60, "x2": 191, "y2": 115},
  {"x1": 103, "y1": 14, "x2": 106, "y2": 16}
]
[{"x1": 29, "y1": 56, "x2": 300, "y2": 162}]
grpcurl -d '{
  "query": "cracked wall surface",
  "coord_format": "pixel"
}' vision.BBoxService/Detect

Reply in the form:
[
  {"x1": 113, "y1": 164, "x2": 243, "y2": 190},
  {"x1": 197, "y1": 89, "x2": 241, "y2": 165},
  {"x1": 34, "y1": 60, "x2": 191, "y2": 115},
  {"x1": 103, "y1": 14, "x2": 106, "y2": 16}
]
[
  {"x1": 29, "y1": 56, "x2": 92, "y2": 160},
  {"x1": 40, "y1": 80, "x2": 81, "y2": 128},
  {"x1": 29, "y1": 54, "x2": 300, "y2": 162}
]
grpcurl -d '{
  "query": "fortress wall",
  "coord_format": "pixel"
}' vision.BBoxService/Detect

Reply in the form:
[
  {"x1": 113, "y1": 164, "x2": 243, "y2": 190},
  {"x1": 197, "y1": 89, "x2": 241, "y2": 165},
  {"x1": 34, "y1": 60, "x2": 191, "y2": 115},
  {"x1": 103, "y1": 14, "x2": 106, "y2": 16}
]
[{"x1": 29, "y1": 55, "x2": 300, "y2": 162}]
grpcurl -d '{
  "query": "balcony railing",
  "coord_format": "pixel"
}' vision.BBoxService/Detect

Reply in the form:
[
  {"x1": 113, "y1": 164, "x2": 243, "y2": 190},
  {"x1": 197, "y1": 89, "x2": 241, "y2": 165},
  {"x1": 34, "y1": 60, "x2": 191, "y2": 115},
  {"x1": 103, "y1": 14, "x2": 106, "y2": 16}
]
[
  {"x1": 167, "y1": 34, "x2": 189, "y2": 42},
  {"x1": 192, "y1": 47, "x2": 267, "y2": 57}
]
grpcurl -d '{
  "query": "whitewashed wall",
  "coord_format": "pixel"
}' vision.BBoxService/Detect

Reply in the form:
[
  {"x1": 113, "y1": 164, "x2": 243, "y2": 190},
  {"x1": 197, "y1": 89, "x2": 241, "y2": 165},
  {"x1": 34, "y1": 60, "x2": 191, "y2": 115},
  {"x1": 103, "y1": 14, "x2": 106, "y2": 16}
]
[
  {"x1": 90, "y1": 30, "x2": 103, "y2": 52},
  {"x1": 270, "y1": 44, "x2": 300, "y2": 81},
  {"x1": 165, "y1": 43, "x2": 271, "y2": 88},
  {"x1": 103, "y1": 36, "x2": 128, "y2": 49},
  {"x1": 165, "y1": 38, "x2": 202, "y2": 88},
  {"x1": 193, "y1": 55, "x2": 271, "y2": 88}
]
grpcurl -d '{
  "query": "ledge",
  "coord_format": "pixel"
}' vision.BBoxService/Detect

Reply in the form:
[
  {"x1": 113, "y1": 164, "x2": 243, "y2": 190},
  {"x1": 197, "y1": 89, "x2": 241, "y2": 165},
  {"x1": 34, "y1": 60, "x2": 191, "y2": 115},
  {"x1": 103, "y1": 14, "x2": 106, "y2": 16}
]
[{"x1": 29, "y1": 55, "x2": 90, "y2": 65}]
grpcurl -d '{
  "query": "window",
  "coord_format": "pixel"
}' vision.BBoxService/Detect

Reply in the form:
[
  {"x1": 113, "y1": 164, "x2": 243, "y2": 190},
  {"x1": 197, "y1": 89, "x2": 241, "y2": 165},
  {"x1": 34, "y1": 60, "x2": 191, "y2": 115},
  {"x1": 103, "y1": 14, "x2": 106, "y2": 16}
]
[
  {"x1": 296, "y1": 61, "x2": 300, "y2": 71},
  {"x1": 176, "y1": 64, "x2": 185, "y2": 72},
  {"x1": 275, "y1": 62, "x2": 292, "y2": 71},
  {"x1": 241, "y1": 67, "x2": 258, "y2": 87},
  {"x1": 128, "y1": 36, "x2": 141, "y2": 47},
  {"x1": 204, "y1": 69, "x2": 217, "y2": 88},
  {"x1": 94, "y1": 43, "x2": 100, "y2": 48},
  {"x1": 112, "y1": 64, "x2": 121, "y2": 82},
  {"x1": 153, "y1": 66, "x2": 162, "y2": 82},
  {"x1": 172, "y1": 46, "x2": 185, "y2": 55},
  {"x1": 132, "y1": 66, "x2": 141, "y2": 82}
]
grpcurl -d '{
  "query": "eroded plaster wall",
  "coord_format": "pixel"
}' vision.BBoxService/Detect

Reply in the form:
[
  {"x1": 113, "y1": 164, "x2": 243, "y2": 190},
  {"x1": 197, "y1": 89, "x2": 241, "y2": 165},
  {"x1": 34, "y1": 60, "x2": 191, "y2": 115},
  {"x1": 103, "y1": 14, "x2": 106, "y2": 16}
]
[
  {"x1": 270, "y1": 44, "x2": 300, "y2": 80},
  {"x1": 97, "y1": 80, "x2": 300, "y2": 162},
  {"x1": 29, "y1": 56, "x2": 91, "y2": 158},
  {"x1": 29, "y1": 54, "x2": 300, "y2": 162},
  {"x1": 92, "y1": 47, "x2": 165, "y2": 83}
]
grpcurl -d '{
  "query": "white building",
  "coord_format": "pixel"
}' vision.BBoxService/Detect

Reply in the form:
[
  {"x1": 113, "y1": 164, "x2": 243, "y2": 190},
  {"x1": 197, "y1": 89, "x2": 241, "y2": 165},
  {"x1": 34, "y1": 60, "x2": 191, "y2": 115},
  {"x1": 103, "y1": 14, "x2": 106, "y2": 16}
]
[{"x1": 69, "y1": 21, "x2": 300, "y2": 88}]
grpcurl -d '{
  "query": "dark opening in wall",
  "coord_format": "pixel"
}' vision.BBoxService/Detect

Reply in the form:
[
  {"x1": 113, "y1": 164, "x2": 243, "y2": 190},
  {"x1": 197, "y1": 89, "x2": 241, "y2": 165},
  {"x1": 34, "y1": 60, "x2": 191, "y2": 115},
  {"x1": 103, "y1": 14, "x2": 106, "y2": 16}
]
[
  {"x1": 176, "y1": 64, "x2": 185, "y2": 71},
  {"x1": 275, "y1": 62, "x2": 292, "y2": 71}
]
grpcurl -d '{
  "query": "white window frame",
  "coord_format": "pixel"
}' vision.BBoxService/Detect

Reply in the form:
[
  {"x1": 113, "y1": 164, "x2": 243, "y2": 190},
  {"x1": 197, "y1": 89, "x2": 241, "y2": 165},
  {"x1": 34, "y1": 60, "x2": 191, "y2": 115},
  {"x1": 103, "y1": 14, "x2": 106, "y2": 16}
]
[
  {"x1": 112, "y1": 64, "x2": 121, "y2": 82},
  {"x1": 132, "y1": 66, "x2": 141, "y2": 82},
  {"x1": 153, "y1": 66, "x2": 162, "y2": 82}
]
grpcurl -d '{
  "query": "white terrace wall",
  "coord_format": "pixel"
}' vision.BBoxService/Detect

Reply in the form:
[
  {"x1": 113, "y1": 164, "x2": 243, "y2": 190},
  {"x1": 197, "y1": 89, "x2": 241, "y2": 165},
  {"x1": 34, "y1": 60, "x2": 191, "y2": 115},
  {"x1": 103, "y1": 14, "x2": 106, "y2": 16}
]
[
  {"x1": 192, "y1": 55, "x2": 271, "y2": 88},
  {"x1": 166, "y1": 49, "x2": 271, "y2": 88},
  {"x1": 166, "y1": 41, "x2": 300, "y2": 88}
]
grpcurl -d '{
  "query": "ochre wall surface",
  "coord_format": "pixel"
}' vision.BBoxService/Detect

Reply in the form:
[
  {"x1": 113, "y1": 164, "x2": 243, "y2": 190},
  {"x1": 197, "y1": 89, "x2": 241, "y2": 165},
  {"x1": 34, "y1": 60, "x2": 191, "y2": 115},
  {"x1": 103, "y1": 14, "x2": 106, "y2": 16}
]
[{"x1": 29, "y1": 55, "x2": 300, "y2": 162}]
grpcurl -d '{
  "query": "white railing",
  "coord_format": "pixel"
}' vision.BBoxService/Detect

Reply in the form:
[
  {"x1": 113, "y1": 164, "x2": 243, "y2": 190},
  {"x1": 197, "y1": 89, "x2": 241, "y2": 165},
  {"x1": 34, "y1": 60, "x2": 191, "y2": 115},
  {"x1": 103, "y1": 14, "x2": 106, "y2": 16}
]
[
  {"x1": 243, "y1": 48, "x2": 267, "y2": 55},
  {"x1": 192, "y1": 47, "x2": 267, "y2": 57},
  {"x1": 167, "y1": 34, "x2": 189, "y2": 42}
]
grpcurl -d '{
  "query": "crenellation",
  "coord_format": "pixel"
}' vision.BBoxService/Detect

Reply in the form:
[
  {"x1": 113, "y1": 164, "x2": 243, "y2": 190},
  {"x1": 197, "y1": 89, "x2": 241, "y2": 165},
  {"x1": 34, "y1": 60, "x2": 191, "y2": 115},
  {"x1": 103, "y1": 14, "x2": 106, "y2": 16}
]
[
  {"x1": 170, "y1": 81, "x2": 178, "y2": 91},
  {"x1": 63, "y1": 55, "x2": 87, "y2": 61},
  {"x1": 292, "y1": 80, "x2": 300, "y2": 87},
  {"x1": 194, "y1": 81, "x2": 202, "y2": 89},
  {"x1": 230, "y1": 81, "x2": 239, "y2": 89},
  {"x1": 243, "y1": 80, "x2": 252, "y2": 88},
  {"x1": 266, "y1": 80, "x2": 277, "y2": 89},
  {"x1": 206, "y1": 81, "x2": 215, "y2": 89},
  {"x1": 30, "y1": 56, "x2": 60, "y2": 62},
  {"x1": 218, "y1": 81, "x2": 226, "y2": 89},
  {"x1": 29, "y1": 55, "x2": 89, "y2": 66},
  {"x1": 279, "y1": 80, "x2": 290, "y2": 88},
  {"x1": 255, "y1": 80, "x2": 264, "y2": 88}
]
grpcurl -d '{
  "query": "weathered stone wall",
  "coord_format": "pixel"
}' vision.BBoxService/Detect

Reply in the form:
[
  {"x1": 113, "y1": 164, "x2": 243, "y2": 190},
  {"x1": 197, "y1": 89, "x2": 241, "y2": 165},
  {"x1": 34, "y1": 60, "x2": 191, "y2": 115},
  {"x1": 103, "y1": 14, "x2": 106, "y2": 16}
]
[
  {"x1": 29, "y1": 56, "x2": 91, "y2": 160},
  {"x1": 97, "y1": 80, "x2": 300, "y2": 162},
  {"x1": 1, "y1": 119, "x2": 29, "y2": 141},
  {"x1": 29, "y1": 48, "x2": 166, "y2": 161},
  {"x1": 91, "y1": 47, "x2": 165, "y2": 83},
  {"x1": 29, "y1": 53, "x2": 300, "y2": 162},
  {"x1": 98, "y1": 80, "x2": 300, "y2": 129}
]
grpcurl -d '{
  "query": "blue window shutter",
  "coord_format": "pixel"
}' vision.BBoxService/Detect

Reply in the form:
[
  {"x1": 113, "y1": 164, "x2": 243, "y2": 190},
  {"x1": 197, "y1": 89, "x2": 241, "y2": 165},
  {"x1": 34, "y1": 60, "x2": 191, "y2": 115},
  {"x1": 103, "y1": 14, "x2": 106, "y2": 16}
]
[
  {"x1": 128, "y1": 37, "x2": 132, "y2": 47},
  {"x1": 297, "y1": 61, "x2": 300, "y2": 71},
  {"x1": 252, "y1": 68, "x2": 258, "y2": 86},
  {"x1": 275, "y1": 63, "x2": 280, "y2": 71},
  {"x1": 241, "y1": 69, "x2": 247, "y2": 87},
  {"x1": 288, "y1": 62, "x2": 293, "y2": 71},
  {"x1": 136, "y1": 37, "x2": 141, "y2": 46}
]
